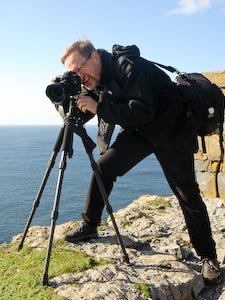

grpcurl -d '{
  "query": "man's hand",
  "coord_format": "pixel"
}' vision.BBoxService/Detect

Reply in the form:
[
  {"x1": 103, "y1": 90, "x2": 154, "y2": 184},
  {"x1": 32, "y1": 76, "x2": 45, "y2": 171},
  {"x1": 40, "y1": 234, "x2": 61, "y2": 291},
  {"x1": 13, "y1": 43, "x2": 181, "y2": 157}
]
[{"x1": 77, "y1": 95, "x2": 98, "y2": 114}]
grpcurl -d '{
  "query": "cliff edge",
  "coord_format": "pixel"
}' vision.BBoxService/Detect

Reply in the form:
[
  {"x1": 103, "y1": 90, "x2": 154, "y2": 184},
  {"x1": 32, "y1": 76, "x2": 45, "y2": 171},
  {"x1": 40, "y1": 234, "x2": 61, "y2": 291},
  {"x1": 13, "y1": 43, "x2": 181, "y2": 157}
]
[{"x1": 11, "y1": 195, "x2": 225, "y2": 300}]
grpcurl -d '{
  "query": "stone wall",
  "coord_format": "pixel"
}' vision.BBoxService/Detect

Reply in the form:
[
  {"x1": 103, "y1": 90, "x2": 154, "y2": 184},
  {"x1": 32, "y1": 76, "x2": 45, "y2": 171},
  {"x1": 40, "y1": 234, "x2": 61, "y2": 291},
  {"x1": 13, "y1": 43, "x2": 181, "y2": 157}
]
[{"x1": 194, "y1": 70, "x2": 225, "y2": 198}]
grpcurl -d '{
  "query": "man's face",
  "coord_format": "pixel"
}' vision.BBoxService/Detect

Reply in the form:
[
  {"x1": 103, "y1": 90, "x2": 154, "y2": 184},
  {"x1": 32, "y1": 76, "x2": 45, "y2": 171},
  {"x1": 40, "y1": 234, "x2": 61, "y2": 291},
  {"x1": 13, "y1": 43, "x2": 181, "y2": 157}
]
[{"x1": 64, "y1": 50, "x2": 101, "y2": 90}]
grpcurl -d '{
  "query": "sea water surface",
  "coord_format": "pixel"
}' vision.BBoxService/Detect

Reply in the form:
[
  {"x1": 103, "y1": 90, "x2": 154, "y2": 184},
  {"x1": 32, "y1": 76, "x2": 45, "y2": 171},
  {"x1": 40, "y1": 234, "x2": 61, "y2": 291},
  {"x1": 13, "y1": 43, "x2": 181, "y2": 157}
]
[{"x1": 0, "y1": 125, "x2": 172, "y2": 243}]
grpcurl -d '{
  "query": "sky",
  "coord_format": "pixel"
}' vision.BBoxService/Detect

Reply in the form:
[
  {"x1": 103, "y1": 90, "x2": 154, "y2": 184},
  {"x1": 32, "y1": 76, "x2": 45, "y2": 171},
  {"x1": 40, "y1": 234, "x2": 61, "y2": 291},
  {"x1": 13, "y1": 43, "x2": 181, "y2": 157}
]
[{"x1": 0, "y1": 0, "x2": 225, "y2": 125}]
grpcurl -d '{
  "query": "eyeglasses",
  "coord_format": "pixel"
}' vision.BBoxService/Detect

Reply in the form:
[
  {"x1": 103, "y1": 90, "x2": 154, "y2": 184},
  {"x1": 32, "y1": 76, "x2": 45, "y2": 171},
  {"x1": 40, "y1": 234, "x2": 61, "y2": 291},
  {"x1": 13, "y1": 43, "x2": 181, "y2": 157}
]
[{"x1": 77, "y1": 52, "x2": 92, "y2": 74}]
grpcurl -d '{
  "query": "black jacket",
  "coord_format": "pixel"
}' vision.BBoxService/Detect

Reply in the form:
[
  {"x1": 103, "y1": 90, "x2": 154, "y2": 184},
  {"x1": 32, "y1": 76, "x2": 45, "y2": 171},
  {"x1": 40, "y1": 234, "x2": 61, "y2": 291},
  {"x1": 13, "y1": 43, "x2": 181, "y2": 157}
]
[{"x1": 96, "y1": 45, "x2": 197, "y2": 152}]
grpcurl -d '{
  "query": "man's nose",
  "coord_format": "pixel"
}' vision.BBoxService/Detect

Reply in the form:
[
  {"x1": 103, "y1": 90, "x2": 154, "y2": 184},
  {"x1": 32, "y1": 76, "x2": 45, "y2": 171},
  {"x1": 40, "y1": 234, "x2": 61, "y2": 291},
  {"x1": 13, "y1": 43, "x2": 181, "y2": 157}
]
[{"x1": 77, "y1": 72, "x2": 84, "y2": 81}]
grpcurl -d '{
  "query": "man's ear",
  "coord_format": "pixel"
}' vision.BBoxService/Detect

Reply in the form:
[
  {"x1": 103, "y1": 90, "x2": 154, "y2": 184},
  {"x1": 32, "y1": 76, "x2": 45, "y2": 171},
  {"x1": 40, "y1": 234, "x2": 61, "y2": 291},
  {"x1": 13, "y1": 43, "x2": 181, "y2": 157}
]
[{"x1": 92, "y1": 51, "x2": 100, "y2": 63}]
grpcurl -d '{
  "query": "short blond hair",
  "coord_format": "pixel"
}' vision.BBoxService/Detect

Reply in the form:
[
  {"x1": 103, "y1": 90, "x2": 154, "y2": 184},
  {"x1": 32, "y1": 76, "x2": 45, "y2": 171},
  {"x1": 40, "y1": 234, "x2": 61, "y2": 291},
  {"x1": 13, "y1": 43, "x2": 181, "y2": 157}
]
[{"x1": 61, "y1": 39, "x2": 96, "y2": 64}]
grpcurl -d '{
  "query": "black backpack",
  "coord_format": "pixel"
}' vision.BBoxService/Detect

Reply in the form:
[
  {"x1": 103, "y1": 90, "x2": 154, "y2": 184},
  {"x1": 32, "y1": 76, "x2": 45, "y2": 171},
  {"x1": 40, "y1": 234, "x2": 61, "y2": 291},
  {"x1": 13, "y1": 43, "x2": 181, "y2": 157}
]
[
  {"x1": 151, "y1": 62, "x2": 225, "y2": 152},
  {"x1": 154, "y1": 63, "x2": 225, "y2": 135}
]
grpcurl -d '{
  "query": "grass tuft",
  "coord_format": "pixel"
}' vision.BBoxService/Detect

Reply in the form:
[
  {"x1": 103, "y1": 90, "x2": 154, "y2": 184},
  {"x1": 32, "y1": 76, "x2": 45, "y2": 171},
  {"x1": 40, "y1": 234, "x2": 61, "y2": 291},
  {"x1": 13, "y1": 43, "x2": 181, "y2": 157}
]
[{"x1": 134, "y1": 283, "x2": 152, "y2": 298}]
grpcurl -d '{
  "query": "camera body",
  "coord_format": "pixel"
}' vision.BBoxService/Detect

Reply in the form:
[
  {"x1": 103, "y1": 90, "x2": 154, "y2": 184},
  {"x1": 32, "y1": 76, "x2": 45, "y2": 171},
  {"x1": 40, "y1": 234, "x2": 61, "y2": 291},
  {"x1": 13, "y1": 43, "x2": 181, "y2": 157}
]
[{"x1": 46, "y1": 71, "x2": 81, "y2": 105}]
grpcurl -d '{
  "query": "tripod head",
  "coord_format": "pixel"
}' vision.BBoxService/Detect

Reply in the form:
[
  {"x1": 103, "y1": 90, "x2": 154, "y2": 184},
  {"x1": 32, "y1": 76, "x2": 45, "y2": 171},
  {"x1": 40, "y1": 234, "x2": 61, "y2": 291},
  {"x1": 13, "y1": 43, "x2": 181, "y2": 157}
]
[
  {"x1": 63, "y1": 96, "x2": 96, "y2": 154},
  {"x1": 66, "y1": 95, "x2": 84, "y2": 126}
]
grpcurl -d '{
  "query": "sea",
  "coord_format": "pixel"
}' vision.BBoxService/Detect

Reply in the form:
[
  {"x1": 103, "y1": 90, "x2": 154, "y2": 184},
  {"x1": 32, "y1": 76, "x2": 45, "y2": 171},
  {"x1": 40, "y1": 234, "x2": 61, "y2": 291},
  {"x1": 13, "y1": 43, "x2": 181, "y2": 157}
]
[{"x1": 0, "y1": 125, "x2": 172, "y2": 244}]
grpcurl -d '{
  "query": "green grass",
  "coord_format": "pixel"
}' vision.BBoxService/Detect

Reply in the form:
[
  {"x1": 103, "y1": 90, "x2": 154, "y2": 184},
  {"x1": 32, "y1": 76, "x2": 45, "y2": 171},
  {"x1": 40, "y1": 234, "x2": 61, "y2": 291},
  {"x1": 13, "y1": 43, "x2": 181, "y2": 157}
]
[
  {"x1": 0, "y1": 243, "x2": 108, "y2": 300},
  {"x1": 134, "y1": 283, "x2": 152, "y2": 298},
  {"x1": 144, "y1": 197, "x2": 172, "y2": 210}
]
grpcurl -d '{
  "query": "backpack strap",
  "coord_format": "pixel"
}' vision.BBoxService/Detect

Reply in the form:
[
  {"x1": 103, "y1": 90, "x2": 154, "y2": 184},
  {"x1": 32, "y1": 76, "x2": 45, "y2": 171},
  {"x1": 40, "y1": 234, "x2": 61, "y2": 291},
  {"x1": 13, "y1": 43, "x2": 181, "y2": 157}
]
[{"x1": 150, "y1": 61, "x2": 181, "y2": 75}]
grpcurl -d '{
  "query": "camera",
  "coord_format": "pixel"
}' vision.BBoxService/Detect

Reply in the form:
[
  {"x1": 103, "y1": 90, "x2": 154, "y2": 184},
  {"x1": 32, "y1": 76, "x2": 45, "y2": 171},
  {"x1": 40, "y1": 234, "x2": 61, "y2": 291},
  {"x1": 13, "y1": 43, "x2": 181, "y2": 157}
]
[{"x1": 46, "y1": 71, "x2": 81, "y2": 105}]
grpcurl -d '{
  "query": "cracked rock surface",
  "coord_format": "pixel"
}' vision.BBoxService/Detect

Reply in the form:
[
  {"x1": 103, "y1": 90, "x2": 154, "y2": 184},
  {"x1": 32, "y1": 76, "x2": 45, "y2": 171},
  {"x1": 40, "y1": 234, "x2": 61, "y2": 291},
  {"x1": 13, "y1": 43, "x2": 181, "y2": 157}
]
[{"x1": 12, "y1": 195, "x2": 225, "y2": 300}]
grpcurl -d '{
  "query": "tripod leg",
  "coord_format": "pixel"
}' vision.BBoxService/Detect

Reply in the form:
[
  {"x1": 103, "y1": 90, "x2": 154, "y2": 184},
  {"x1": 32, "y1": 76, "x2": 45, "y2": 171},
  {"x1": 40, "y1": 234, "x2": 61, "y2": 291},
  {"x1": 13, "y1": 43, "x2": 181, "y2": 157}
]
[
  {"x1": 68, "y1": 123, "x2": 129, "y2": 263},
  {"x1": 42, "y1": 125, "x2": 72, "y2": 286},
  {"x1": 17, "y1": 127, "x2": 65, "y2": 251},
  {"x1": 86, "y1": 149, "x2": 130, "y2": 264}
]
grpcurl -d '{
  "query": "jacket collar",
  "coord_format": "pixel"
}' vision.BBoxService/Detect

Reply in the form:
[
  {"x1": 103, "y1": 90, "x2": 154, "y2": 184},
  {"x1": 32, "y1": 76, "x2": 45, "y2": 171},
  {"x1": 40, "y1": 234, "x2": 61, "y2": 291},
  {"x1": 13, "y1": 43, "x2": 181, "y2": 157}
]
[{"x1": 97, "y1": 49, "x2": 114, "y2": 85}]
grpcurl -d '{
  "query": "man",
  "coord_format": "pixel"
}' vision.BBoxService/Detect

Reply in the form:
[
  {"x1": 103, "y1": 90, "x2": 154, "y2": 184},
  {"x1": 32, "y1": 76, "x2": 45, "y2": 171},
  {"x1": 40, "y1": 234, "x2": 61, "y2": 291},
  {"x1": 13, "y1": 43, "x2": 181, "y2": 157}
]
[{"x1": 59, "y1": 39, "x2": 221, "y2": 284}]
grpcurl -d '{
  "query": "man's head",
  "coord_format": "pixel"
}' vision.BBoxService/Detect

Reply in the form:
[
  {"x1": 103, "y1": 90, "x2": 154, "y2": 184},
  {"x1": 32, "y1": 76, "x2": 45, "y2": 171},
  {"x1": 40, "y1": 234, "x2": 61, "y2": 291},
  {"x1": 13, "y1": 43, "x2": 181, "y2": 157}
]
[{"x1": 61, "y1": 39, "x2": 101, "y2": 90}]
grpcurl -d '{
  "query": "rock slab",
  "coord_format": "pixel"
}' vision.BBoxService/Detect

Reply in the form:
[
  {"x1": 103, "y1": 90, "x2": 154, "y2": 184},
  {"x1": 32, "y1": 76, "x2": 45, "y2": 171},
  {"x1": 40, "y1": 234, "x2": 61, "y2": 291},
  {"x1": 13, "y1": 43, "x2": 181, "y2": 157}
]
[{"x1": 12, "y1": 195, "x2": 225, "y2": 300}]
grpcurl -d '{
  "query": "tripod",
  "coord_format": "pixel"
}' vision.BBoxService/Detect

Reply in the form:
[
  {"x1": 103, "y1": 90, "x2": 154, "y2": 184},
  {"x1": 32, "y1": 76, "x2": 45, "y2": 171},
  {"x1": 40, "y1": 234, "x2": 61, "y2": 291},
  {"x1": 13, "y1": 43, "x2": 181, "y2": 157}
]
[{"x1": 18, "y1": 98, "x2": 129, "y2": 286}]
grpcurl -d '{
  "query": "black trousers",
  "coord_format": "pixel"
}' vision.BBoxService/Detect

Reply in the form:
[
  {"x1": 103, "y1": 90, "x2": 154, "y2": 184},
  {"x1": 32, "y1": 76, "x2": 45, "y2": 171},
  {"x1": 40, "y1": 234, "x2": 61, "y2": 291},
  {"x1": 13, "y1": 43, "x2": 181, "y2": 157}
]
[{"x1": 82, "y1": 129, "x2": 216, "y2": 259}]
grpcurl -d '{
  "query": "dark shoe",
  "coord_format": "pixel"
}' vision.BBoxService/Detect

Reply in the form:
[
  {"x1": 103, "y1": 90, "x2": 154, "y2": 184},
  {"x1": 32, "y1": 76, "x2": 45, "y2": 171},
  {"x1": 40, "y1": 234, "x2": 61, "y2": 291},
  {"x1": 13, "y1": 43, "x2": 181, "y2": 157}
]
[
  {"x1": 201, "y1": 258, "x2": 222, "y2": 284},
  {"x1": 64, "y1": 222, "x2": 98, "y2": 243}
]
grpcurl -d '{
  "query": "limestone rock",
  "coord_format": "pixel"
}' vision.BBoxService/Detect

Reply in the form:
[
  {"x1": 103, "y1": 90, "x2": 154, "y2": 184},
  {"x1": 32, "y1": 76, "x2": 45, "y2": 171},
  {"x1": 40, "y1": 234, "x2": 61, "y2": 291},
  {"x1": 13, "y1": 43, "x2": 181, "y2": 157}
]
[{"x1": 11, "y1": 195, "x2": 225, "y2": 300}]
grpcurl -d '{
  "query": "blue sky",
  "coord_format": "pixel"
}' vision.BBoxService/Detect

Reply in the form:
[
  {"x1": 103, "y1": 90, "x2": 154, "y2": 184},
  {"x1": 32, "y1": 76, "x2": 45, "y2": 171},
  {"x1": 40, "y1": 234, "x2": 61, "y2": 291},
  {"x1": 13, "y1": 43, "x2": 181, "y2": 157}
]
[{"x1": 0, "y1": 0, "x2": 225, "y2": 125}]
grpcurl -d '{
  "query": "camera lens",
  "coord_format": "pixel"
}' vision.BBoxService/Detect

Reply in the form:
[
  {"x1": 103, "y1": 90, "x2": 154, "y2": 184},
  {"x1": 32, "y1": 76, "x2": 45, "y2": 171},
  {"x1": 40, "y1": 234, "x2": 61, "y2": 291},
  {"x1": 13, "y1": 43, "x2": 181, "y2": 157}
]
[{"x1": 46, "y1": 84, "x2": 65, "y2": 104}]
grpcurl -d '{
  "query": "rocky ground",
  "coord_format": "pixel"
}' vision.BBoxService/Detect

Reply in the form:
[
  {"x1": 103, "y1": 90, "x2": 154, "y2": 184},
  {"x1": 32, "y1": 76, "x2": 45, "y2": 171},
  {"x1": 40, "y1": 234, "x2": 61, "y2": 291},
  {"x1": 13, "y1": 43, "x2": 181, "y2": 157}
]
[{"x1": 12, "y1": 195, "x2": 225, "y2": 300}]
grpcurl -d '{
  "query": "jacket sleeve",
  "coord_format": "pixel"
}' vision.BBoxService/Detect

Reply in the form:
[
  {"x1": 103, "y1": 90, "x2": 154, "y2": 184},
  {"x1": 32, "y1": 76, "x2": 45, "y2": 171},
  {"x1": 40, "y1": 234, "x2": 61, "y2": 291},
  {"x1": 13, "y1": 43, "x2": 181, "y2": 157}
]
[{"x1": 97, "y1": 57, "x2": 159, "y2": 129}]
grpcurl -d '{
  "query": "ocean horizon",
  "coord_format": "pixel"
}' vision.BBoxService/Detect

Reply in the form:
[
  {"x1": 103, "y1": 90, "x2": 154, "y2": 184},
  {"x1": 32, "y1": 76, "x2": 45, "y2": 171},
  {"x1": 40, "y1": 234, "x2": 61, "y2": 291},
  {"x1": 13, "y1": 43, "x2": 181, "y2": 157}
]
[{"x1": 0, "y1": 125, "x2": 172, "y2": 243}]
